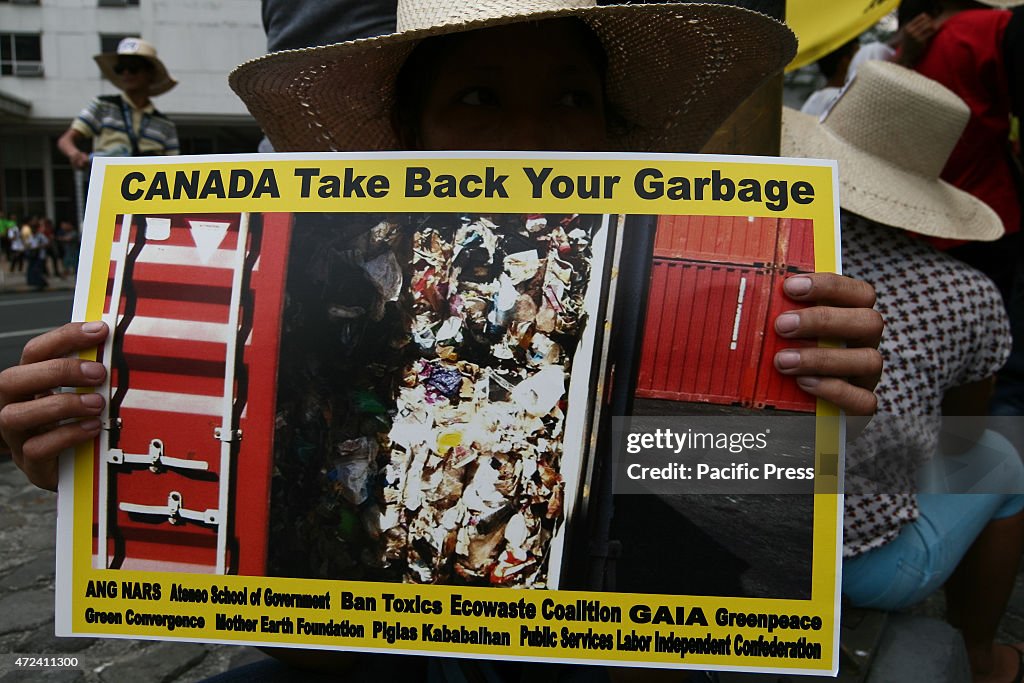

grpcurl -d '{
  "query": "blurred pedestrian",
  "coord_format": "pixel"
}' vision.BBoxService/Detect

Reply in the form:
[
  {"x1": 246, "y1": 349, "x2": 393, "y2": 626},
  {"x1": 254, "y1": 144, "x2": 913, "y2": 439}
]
[
  {"x1": 24, "y1": 221, "x2": 49, "y2": 292},
  {"x1": 56, "y1": 37, "x2": 179, "y2": 169},
  {"x1": 0, "y1": 212, "x2": 14, "y2": 266},
  {"x1": 39, "y1": 218, "x2": 62, "y2": 278},
  {"x1": 7, "y1": 218, "x2": 24, "y2": 273},
  {"x1": 57, "y1": 220, "x2": 79, "y2": 276},
  {"x1": 261, "y1": 0, "x2": 396, "y2": 51},
  {"x1": 897, "y1": 0, "x2": 1024, "y2": 419}
]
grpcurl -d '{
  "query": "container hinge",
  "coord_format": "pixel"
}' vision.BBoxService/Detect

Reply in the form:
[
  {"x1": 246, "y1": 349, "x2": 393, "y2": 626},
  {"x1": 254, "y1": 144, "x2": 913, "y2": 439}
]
[
  {"x1": 214, "y1": 427, "x2": 242, "y2": 443},
  {"x1": 119, "y1": 491, "x2": 221, "y2": 526},
  {"x1": 106, "y1": 438, "x2": 209, "y2": 473}
]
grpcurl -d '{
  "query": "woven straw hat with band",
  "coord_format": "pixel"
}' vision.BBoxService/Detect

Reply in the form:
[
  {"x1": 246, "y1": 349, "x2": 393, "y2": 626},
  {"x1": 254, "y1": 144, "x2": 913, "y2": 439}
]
[
  {"x1": 230, "y1": 0, "x2": 796, "y2": 153},
  {"x1": 782, "y1": 60, "x2": 1003, "y2": 242},
  {"x1": 94, "y1": 37, "x2": 177, "y2": 97}
]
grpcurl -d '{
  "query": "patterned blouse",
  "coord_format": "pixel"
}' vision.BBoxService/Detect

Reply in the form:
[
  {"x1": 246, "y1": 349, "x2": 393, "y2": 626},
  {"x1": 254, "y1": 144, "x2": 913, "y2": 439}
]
[{"x1": 841, "y1": 212, "x2": 1011, "y2": 557}]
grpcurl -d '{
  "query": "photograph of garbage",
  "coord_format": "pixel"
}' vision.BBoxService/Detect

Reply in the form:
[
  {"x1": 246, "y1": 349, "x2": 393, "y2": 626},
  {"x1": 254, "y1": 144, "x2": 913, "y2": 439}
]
[{"x1": 269, "y1": 212, "x2": 616, "y2": 589}]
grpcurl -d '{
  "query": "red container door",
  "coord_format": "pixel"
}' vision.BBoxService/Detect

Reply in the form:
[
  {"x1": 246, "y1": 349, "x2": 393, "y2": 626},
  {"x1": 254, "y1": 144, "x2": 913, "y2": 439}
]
[
  {"x1": 636, "y1": 260, "x2": 772, "y2": 404},
  {"x1": 93, "y1": 212, "x2": 291, "y2": 575},
  {"x1": 750, "y1": 274, "x2": 816, "y2": 412},
  {"x1": 639, "y1": 216, "x2": 817, "y2": 412},
  {"x1": 653, "y1": 214, "x2": 780, "y2": 265},
  {"x1": 753, "y1": 218, "x2": 816, "y2": 412}
]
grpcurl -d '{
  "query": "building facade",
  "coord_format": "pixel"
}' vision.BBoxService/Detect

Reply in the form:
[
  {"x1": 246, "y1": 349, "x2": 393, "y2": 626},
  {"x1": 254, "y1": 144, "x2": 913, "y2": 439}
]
[{"x1": 0, "y1": 0, "x2": 266, "y2": 225}]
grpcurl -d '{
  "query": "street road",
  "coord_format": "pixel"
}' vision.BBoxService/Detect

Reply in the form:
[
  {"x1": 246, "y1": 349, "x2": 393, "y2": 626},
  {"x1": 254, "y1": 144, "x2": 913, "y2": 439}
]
[{"x1": 0, "y1": 291, "x2": 75, "y2": 370}]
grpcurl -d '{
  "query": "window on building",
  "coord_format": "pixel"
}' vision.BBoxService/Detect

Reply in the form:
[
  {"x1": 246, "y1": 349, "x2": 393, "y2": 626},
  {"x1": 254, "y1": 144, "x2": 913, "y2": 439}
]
[
  {"x1": 1, "y1": 136, "x2": 47, "y2": 220},
  {"x1": 0, "y1": 33, "x2": 43, "y2": 77},
  {"x1": 98, "y1": 0, "x2": 140, "y2": 7},
  {"x1": 100, "y1": 33, "x2": 140, "y2": 55},
  {"x1": 0, "y1": 1, "x2": 43, "y2": 6}
]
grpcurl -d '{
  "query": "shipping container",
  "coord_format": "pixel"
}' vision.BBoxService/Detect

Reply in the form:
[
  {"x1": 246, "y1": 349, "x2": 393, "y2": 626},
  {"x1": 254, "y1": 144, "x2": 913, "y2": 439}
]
[
  {"x1": 638, "y1": 215, "x2": 817, "y2": 412},
  {"x1": 653, "y1": 214, "x2": 780, "y2": 265},
  {"x1": 636, "y1": 260, "x2": 771, "y2": 404},
  {"x1": 653, "y1": 215, "x2": 816, "y2": 272},
  {"x1": 94, "y1": 212, "x2": 291, "y2": 575}
]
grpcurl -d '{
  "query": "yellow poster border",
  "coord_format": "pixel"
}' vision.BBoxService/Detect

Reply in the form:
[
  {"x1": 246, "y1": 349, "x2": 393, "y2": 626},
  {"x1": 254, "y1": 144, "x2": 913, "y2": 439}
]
[{"x1": 59, "y1": 152, "x2": 843, "y2": 675}]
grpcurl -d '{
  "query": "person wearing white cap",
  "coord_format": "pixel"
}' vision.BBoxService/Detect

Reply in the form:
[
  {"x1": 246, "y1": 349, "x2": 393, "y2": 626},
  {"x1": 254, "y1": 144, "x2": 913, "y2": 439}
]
[
  {"x1": 784, "y1": 60, "x2": 1024, "y2": 683},
  {"x1": 56, "y1": 37, "x2": 179, "y2": 170}
]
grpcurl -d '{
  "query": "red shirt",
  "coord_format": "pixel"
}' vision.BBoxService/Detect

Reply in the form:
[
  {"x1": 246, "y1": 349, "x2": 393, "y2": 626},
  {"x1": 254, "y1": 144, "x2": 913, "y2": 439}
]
[{"x1": 914, "y1": 9, "x2": 1020, "y2": 247}]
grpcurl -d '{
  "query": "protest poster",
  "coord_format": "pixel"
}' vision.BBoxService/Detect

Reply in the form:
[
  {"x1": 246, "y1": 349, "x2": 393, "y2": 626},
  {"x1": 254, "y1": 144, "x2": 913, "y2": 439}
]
[{"x1": 56, "y1": 152, "x2": 842, "y2": 675}]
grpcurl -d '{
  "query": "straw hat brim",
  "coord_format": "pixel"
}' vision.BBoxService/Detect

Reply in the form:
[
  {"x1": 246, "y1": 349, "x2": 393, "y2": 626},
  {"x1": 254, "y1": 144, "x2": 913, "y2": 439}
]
[
  {"x1": 782, "y1": 108, "x2": 1003, "y2": 241},
  {"x1": 979, "y1": 0, "x2": 1024, "y2": 7},
  {"x1": 94, "y1": 53, "x2": 178, "y2": 97},
  {"x1": 229, "y1": 3, "x2": 797, "y2": 153}
]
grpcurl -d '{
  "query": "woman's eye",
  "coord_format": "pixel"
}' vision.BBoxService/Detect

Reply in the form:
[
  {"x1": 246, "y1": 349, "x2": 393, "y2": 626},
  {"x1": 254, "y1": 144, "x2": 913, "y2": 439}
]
[
  {"x1": 459, "y1": 88, "x2": 499, "y2": 106},
  {"x1": 558, "y1": 90, "x2": 596, "y2": 108}
]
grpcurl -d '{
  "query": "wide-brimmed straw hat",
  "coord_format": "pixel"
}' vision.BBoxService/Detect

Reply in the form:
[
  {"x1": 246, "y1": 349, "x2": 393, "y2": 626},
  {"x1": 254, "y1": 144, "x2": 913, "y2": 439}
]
[
  {"x1": 979, "y1": 1, "x2": 1024, "y2": 8},
  {"x1": 95, "y1": 37, "x2": 177, "y2": 97},
  {"x1": 229, "y1": 0, "x2": 797, "y2": 153},
  {"x1": 782, "y1": 60, "x2": 1003, "y2": 241}
]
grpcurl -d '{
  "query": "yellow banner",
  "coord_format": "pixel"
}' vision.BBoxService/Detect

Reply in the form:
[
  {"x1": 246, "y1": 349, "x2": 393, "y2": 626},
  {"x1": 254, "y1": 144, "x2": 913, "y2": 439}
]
[{"x1": 787, "y1": 0, "x2": 899, "y2": 71}]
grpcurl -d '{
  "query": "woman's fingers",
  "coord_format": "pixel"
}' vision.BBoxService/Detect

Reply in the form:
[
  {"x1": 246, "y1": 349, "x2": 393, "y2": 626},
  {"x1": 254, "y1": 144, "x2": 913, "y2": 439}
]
[
  {"x1": 0, "y1": 358, "x2": 106, "y2": 401},
  {"x1": 789, "y1": 377, "x2": 879, "y2": 417},
  {"x1": 774, "y1": 344, "x2": 882, "y2": 416},
  {"x1": 16, "y1": 419, "x2": 102, "y2": 491},
  {"x1": 774, "y1": 347, "x2": 883, "y2": 389},
  {"x1": 20, "y1": 321, "x2": 108, "y2": 365},
  {"x1": 783, "y1": 273, "x2": 876, "y2": 309},
  {"x1": 4, "y1": 391, "x2": 106, "y2": 492},
  {"x1": 775, "y1": 305, "x2": 884, "y2": 350},
  {"x1": 776, "y1": 274, "x2": 883, "y2": 415},
  {"x1": 0, "y1": 391, "x2": 105, "y2": 434},
  {"x1": 0, "y1": 321, "x2": 109, "y2": 491}
]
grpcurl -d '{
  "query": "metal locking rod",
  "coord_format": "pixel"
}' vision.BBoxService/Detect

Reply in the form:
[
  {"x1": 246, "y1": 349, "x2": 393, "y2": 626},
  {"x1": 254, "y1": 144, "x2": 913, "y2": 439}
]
[
  {"x1": 106, "y1": 439, "x2": 210, "y2": 473},
  {"x1": 119, "y1": 490, "x2": 221, "y2": 526}
]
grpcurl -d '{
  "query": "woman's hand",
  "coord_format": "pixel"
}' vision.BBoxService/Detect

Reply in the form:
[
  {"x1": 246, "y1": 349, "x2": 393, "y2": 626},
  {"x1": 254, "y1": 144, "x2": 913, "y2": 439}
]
[
  {"x1": 773, "y1": 273, "x2": 883, "y2": 416},
  {"x1": 0, "y1": 321, "x2": 109, "y2": 490}
]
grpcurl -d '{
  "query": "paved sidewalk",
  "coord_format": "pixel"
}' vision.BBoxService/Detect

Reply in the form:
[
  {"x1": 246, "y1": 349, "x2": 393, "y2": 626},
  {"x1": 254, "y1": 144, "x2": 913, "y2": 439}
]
[
  {"x1": 0, "y1": 269, "x2": 77, "y2": 296},
  {"x1": 0, "y1": 458, "x2": 271, "y2": 682}
]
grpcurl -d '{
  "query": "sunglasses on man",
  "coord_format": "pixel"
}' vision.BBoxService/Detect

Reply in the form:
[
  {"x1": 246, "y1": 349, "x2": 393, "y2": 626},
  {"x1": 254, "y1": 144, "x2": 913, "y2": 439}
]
[{"x1": 113, "y1": 58, "x2": 152, "y2": 75}]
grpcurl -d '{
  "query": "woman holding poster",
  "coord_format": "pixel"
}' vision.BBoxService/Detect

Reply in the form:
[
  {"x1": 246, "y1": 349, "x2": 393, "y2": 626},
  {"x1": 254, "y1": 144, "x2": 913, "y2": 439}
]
[{"x1": 0, "y1": 0, "x2": 882, "y2": 679}]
